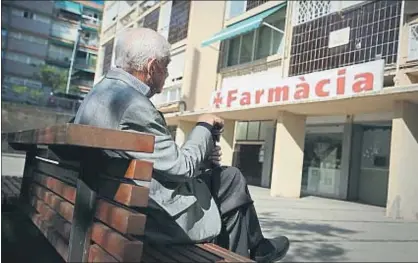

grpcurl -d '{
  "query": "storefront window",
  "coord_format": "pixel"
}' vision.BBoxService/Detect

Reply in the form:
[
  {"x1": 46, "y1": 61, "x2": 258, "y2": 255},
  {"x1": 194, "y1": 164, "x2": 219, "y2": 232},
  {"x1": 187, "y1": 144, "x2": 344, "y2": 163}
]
[
  {"x1": 235, "y1": 121, "x2": 273, "y2": 141},
  {"x1": 247, "y1": 121, "x2": 260, "y2": 140},
  {"x1": 301, "y1": 132, "x2": 343, "y2": 198},
  {"x1": 235, "y1": 121, "x2": 248, "y2": 140}
]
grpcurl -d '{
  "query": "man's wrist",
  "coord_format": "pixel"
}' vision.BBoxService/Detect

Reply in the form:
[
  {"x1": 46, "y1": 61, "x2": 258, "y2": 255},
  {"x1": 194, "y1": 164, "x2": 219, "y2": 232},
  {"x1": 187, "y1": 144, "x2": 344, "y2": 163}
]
[{"x1": 196, "y1": 122, "x2": 213, "y2": 133}]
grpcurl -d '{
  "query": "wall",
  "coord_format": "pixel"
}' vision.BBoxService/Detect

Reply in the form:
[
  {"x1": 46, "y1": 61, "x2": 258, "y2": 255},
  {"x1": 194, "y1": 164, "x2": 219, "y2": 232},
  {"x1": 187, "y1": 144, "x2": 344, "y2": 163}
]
[{"x1": 181, "y1": 1, "x2": 227, "y2": 111}]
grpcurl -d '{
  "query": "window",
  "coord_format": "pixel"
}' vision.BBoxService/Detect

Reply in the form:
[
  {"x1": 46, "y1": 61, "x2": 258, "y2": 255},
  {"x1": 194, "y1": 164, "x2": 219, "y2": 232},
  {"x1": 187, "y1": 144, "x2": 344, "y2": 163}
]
[
  {"x1": 9, "y1": 31, "x2": 48, "y2": 45},
  {"x1": 5, "y1": 51, "x2": 45, "y2": 65},
  {"x1": 226, "y1": 1, "x2": 247, "y2": 20},
  {"x1": 223, "y1": 16, "x2": 285, "y2": 67},
  {"x1": 23, "y1": 11, "x2": 33, "y2": 19},
  {"x1": 143, "y1": 7, "x2": 160, "y2": 31},
  {"x1": 168, "y1": 0, "x2": 191, "y2": 44}
]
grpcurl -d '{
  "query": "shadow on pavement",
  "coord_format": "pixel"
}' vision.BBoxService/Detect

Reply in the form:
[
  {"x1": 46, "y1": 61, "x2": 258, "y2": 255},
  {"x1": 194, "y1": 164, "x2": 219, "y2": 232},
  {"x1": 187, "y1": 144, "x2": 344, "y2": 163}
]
[{"x1": 258, "y1": 211, "x2": 358, "y2": 262}]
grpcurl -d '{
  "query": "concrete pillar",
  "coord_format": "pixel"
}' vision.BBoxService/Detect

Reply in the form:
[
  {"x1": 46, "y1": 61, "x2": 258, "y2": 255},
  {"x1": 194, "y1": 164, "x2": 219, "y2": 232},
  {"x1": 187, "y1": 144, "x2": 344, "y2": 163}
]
[
  {"x1": 270, "y1": 112, "x2": 306, "y2": 198},
  {"x1": 175, "y1": 121, "x2": 195, "y2": 146},
  {"x1": 219, "y1": 120, "x2": 235, "y2": 167},
  {"x1": 387, "y1": 101, "x2": 418, "y2": 220}
]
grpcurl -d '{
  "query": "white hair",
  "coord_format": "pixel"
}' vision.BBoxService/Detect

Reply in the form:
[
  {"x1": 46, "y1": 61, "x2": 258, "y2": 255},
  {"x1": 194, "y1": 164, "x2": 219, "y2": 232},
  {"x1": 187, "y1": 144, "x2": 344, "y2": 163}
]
[{"x1": 114, "y1": 28, "x2": 171, "y2": 72}]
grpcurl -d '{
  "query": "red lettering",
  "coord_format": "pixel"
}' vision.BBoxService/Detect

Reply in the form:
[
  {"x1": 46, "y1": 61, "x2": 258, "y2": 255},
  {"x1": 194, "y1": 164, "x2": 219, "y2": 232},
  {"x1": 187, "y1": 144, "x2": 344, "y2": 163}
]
[
  {"x1": 255, "y1": 89, "x2": 264, "y2": 104},
  {"x1": 294, "y1": 77, "x2": 309, "y2": 100},
  {"x1": 336, "y1": 69, "x2": 346, "y2": 95},
  {"x1": 227, "y1": 90, "x2": 237, "y2": 107},
  {"x1": 352, "y1": 72, "x2": 374, "y2": 93},
  {"x1": 315, "y1": 79, "x2": 330, "y2": 97},
  {"x1": 240, "y1": 92, "x2": 251, "y2": 105},
  {"x1": 268, "y1": 86, "x2": 289, "y2": 103}
]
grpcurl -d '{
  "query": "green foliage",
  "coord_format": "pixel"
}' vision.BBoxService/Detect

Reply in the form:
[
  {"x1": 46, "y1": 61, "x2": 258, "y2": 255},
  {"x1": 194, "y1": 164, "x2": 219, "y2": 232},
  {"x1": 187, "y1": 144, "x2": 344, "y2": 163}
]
[
  {"x1": 34, "y1": 65, "x2": 69, "y2": 93},
  {"x1": 11, "y1": 85, "x2": 28, "y2": 94},
  {"x1": 29, "y1": 89, "x2": 43, "y2": 99}
]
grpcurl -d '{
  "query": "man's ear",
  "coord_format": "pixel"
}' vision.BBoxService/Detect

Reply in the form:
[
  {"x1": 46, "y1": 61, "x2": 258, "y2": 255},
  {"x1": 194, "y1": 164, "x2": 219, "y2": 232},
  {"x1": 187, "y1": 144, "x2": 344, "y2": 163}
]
[{"x1": 147, "y1": 58, "x2": 158, "y2": 75}]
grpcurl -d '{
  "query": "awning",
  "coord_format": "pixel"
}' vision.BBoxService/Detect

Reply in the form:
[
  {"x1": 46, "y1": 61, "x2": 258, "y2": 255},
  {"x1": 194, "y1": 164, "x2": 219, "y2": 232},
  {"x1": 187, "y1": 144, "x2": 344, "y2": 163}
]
[
  {"x1": 201, "y1": 2, "x2": 286, "y2": 47},
  {"x1": 55, "y1": 1, "x2": 83, "y2": 16}
]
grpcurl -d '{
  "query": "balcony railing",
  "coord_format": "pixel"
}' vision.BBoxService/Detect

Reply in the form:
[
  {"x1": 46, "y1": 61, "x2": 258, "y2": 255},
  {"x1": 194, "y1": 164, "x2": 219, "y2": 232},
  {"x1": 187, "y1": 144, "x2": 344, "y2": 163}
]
[
  {"x1": 408, "y1": 23, "x2": 418, "y2": 62},
  {"x1": 151, "y1": 85, "x2": 181, "y2": 106},
  {"x1": 74, "y1": 58, "x2": 95, "y2": 71}
]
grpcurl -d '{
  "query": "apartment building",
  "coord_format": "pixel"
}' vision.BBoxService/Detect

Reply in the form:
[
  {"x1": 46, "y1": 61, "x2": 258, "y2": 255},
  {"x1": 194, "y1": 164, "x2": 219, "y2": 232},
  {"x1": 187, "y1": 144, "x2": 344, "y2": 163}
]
[
  {"x1": 1, "y1": 0, "x2": 103, "y2": 105},
  {"x1": 97, "y1": 0, "x2": 418, "y2": 220}
]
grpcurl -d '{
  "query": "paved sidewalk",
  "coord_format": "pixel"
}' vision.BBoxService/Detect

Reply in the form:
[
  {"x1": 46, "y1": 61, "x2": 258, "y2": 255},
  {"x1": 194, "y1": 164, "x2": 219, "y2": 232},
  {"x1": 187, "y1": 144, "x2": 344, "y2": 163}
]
[
  {"x1": 2, "y1": 154, "x2": 418, "y2": 262},
  {"x1": 249, "y1": 186, "x2": 418, "y2": 262}
]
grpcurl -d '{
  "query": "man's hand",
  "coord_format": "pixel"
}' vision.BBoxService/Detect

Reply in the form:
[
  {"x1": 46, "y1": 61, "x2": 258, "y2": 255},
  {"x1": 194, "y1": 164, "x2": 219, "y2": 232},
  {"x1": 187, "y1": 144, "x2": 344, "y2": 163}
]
[
  {"x1": 198, "y1": 114, "x2": 224, "y2": 128},
  {"x1": 208, "y1": 145, "x2": 222, "y2": 166}
]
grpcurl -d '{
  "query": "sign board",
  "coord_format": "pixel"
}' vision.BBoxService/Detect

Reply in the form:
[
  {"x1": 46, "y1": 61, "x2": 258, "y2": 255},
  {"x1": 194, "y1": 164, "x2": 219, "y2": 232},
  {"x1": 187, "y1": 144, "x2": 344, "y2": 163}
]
[
  {"x1": 328, "y1": 27, "x2": 350, "y2": 48},
  {"x1": 211, "y1": 60, "x2": 385, "y2": 110}
]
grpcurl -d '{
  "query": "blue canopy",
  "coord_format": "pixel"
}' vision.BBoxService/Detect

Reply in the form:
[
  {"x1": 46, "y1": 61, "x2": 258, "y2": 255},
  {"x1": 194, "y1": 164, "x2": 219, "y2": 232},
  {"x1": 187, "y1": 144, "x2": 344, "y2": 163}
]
[
  {"x1": 55, "y1": 1, "x2": 82, "y2": 16},
  {"x1": 202, "y1": 2, "x2": 286, "y2": 47}
]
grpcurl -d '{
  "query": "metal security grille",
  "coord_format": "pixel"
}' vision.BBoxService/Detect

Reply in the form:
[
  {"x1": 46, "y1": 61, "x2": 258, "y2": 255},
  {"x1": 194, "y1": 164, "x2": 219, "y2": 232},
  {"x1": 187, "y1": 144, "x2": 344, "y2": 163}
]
[
  {"x1": 295, "y1": 0, "x2": 331, "y2": 25},
  {"x1": 102, "y1": 39, "x2": 114, "y2": 76},
  {"x1": 408, "y1": 23, "x2": 418, "y2": 61},
  {"x1": 289, "y1": 0, "x2": 401, "y2": 77},
  {"x1": 143, "y1": 7, "x2": 160, "y2": 32},
  {"x1": 168, "y1": 0, "x2": 191, "y2": 44},
  {"x1": 246, "y1": 0, "x2": 269, "y2": 11}
]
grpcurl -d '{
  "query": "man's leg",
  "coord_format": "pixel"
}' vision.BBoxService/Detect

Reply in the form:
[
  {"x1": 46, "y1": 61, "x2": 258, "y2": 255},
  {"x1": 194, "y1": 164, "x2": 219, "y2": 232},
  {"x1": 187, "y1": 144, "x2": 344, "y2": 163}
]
[{"x1": 200, "y1": 166, "x2": 289, "y2": 261}]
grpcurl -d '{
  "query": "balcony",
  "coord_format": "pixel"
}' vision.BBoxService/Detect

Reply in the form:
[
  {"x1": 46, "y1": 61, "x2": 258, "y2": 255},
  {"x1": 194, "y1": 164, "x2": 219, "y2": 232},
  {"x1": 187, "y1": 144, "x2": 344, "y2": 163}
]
[
  {"x1": 7, "y1": 38, "x2": 48, "y2": 58},
  {"x1": 51, "y1": 23, "x2": 79, "y2": 43},
  {"x1": 8, "y1": 15, "x2": 51, "y2": 36},
  {"x1": 3, "y1": 59, "x2": 41, "y2": 79},
  {"x1": 46, "y1": 51, "x2": 71, "y2": 67},
  {"x1": 407, "y1": 23, "x2": 418, "y2": 62},
  {"x1": 74, "y1": 58, "x2": 95, "y2": 73}
]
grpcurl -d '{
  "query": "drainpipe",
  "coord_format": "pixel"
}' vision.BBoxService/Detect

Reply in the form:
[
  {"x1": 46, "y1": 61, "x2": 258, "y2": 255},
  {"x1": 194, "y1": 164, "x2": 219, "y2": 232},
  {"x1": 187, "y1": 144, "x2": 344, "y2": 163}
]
[
  {"x1": 395, "y1": 0, "x2": 405, "y2": 86},
  {"x1": 66, "y1": 22, "x2": 82, "y2": 94}
]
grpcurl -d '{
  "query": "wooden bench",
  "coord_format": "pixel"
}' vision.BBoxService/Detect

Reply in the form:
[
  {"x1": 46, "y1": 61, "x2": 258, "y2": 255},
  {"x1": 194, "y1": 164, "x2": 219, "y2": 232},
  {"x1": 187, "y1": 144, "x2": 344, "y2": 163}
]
[{"x1": 4, "y1": 124, "x2": 254, "y2": 263}]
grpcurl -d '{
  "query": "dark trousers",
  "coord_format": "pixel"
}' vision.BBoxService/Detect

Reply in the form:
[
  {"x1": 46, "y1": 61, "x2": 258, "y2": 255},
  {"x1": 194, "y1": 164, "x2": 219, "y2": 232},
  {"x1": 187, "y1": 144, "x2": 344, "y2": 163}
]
[{"x1": 200, "y1": 166, "x2": 264, "y2": 257}]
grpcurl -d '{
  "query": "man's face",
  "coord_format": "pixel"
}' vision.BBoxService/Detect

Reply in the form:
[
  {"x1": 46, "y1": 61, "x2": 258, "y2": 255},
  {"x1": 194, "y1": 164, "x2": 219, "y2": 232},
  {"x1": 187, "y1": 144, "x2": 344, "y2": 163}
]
[{"x1": 148, "y1": 57, "x2": 170, "y2": 95}]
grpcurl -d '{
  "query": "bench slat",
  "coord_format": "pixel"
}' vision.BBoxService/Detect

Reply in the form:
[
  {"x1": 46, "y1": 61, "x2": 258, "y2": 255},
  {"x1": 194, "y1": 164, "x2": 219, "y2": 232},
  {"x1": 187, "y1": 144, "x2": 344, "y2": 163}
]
[
  {"x1": 30, "y1": 195, "x2": 72, "y2": 240},
  {"x1": 95, "y1": 200, "x2": 147, "y2": 236},
  {"x1": 91, "y1": 222, "x2": 144, "y2": 262},
  {"x1": 6, "y1": 124, "x2": 155, "y2": 153},
  {"x1": 104, "y1": 159, "x2": 153, "y2": 181},
  {"x1": 32, "y1": 184, "x2": 74, "y2": 222},
  {"x1": 30, "y1": 213, "x2": 69, "y2": 262},
  {"x1": 97, "y1": 180, "x2": 150, "y2": 208},
  {"x1": 198, "y1": 244, "x2": 251, "y2": 262},
  {"x1": 33, "y1": 173, "x2": 77, "y2": 204},
  {"x1": 88, "y1": 244, "x2": 119, "y2": 263}
]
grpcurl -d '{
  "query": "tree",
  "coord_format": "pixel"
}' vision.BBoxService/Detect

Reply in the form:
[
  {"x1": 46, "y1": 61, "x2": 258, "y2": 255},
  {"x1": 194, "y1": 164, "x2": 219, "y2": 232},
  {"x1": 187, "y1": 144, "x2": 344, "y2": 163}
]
[{"x1": 34, "y1": 65, "x2": 69, "y2": 93}]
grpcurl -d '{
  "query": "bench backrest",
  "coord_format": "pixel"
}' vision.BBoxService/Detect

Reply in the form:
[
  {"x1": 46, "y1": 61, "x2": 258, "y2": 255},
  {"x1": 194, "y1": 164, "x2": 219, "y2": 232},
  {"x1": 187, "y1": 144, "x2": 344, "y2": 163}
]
[{"x1": 5, "y1": 124, "x2": 155, "y2": 262}]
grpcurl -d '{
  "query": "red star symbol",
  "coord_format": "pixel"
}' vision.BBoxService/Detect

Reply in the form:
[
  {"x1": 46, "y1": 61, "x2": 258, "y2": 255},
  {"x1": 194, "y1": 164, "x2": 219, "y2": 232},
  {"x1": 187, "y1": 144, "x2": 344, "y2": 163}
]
[{"x1": 213, "y1": 92, "x2": 223, "y2": 108}]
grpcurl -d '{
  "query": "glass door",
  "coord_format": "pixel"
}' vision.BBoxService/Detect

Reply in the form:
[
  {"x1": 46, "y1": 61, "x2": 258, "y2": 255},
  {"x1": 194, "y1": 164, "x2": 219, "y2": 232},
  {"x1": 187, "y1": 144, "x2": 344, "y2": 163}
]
[{"x1": 301, "y1": 132, "x2": 343, "y2": 198}]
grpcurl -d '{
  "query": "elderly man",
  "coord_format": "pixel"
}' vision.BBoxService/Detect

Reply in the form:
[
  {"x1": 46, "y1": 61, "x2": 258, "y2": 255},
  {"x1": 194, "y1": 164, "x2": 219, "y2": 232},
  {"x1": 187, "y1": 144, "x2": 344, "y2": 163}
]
[{"x1": 74, "y1": 28, "x2": 289, "y2": 262}]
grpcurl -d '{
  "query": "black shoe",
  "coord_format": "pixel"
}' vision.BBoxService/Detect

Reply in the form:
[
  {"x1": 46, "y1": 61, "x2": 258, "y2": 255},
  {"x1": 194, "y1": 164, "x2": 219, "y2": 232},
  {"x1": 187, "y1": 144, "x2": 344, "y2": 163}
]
[{"x1": 250, "y1": 236, "x2": 290, "y2": 263}]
